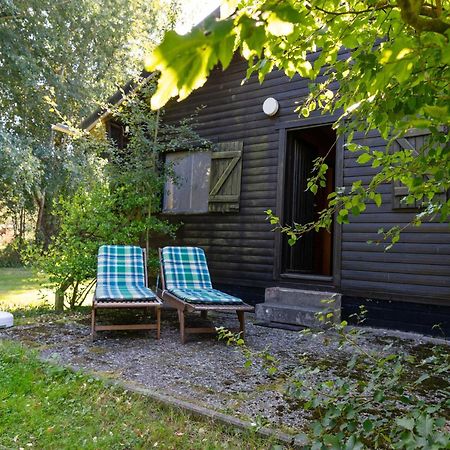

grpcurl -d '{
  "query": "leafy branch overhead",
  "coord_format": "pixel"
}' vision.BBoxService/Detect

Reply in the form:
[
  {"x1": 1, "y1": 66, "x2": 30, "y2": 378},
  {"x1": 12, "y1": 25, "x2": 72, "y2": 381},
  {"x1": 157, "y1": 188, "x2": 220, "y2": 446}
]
[{"x1": 147, "y1": 0, "x2": 450, "y2": 244}]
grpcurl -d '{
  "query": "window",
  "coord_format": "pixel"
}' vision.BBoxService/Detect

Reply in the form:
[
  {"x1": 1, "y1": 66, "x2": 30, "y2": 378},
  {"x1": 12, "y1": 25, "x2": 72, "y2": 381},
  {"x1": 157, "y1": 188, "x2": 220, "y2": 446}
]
[
  {"x1": 163, "y1": 151, "x2": 211, "y2": 214},
  {"x1": 391, "y1": 131, "x2": 448, "y2": 209},
  {"x1": 162, "y1": 141, "x2": 243, "y2": 214}
]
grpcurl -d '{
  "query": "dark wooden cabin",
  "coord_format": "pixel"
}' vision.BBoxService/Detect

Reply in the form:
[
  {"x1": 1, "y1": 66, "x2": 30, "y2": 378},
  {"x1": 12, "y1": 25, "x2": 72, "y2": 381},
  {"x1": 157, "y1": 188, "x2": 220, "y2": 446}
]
[{"x1": 82, "y1": 54, "x2": 450, "y2": 337}]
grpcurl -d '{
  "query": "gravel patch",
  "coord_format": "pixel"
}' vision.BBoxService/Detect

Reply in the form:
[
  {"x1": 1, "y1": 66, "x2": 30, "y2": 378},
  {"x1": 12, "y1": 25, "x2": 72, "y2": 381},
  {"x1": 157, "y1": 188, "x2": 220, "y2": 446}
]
[{"x1": 1, "y1": 309, "x2": 447, "y2": 433}]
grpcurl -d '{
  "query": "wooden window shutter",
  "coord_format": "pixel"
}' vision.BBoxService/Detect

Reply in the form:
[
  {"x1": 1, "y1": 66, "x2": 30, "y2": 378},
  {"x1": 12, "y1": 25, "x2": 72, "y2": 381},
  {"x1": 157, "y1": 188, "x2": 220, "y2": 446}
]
[
  {"x1": 392, "y1": 131, "x2": 448, "y2": 209},
  {"x1": 208, "y1": 141, "x2": 243, "y2": 212}
]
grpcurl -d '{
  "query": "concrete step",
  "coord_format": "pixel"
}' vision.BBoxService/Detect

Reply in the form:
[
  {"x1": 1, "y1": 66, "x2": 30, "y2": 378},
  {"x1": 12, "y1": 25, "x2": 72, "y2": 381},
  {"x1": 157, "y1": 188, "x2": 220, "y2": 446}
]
[
  {"x1": 265, "y1": 287, "x2": 339, "y2": 308},
  {"x1": 255, "y1": 287, "x2": 342, "y2": 328},
  {"x1": 255, "y1": 303, "x2": 336, "y2": 328}
]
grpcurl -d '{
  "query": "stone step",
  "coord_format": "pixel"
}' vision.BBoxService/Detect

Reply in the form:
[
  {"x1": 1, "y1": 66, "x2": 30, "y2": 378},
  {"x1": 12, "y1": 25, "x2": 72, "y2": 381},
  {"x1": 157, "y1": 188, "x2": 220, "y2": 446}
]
[
  {"x1": 255, "y1": 303, "x2": 339, "y2": 328},
  {"x1": 255, "y1": 287, "x2": 342, "y2": 328},
  {"x1": 265, "y1": 287, "x2": 340, "y2": 308}
]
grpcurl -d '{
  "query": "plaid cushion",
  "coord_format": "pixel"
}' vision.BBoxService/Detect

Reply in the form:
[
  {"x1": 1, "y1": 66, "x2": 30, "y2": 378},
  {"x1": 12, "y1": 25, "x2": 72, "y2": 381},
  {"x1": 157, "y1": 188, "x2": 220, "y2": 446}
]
[
  {"x1": 95, "y1": 245, "x2": 157, "y2": 302},
  {"x1": 161, "y1": 247, "x2": 212, "y2": 289},
  {"x1": 167, "y1": 288, "x2": 243, "y2": 305}
]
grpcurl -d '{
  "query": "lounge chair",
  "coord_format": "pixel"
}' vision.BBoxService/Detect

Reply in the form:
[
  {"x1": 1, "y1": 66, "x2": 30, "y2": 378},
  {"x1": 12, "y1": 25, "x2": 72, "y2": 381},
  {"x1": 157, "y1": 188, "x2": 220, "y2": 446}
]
[
  {"x1": 157, "y1": 246, "x2": 254, "y2": 343},
  {"x1": 91, "y1": 245, "x2": 161, "y2": 340}
]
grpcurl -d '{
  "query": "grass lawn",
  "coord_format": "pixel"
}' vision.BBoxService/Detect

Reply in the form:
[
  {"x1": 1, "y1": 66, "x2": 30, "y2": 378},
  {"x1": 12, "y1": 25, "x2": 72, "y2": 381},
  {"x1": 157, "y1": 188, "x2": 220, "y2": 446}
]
[
  {"x1": 0, "y1": 341, "x2": 275, "y2": 449},
  {"x1": 0, "y1": 267, "x2": 51, "y2": 310}
]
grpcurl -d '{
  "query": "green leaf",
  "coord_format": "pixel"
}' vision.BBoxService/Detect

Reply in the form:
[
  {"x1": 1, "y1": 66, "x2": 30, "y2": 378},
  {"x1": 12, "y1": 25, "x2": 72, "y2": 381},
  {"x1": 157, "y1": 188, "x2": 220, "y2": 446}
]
[
  {"x1": 146, "y1": 20, "x2": 235, "y2": 109},
  {"x1": 363, "y1": 419, "x2": 373, "y2": 432},
  {"x1": 396, "y1": 417, "x2": 415, "y2": 431},
  {"x1": 356, "y1": 153, "x2": 372, "y2": 164}
]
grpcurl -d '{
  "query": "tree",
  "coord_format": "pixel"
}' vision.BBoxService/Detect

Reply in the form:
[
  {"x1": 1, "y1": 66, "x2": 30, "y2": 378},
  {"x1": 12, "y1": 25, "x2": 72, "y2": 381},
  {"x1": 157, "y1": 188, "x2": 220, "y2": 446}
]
[
  {"x1": 26, "y1": 83, "x2": 209, "y2": 310},
  {"x1": 0, "y1": 131, "x2": 41, "y2": 243},
  {"x1": 0, "y1": 0, "x2": 179, "y2": 245},
  {"x1": 145, "y1": 0, "x2": 450, "y2": 245}
]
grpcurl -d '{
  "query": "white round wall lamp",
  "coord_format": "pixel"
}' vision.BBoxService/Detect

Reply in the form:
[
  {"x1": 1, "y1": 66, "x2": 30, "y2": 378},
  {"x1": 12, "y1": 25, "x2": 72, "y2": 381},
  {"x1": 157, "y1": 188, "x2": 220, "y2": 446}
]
[{"x1": 262, "y1": 97, "x2": 279, "y2": 116}]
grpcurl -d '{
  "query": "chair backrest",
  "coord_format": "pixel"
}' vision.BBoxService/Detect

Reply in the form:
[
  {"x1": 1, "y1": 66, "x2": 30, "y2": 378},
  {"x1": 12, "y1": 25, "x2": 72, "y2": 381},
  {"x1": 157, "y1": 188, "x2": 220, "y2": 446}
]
[
  {"x1": 161, "y1": 246, "x2": 212, "y2": 290},
  {"x1": 97, "y1": 245, "x2": 146, "y2": 287}
]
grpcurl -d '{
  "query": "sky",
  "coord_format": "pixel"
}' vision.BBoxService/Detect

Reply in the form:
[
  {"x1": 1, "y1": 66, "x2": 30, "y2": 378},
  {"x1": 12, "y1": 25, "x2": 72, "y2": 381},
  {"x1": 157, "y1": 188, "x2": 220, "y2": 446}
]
[{"x1": 175, "y1": 0, "x2": 221, "y2": 34}]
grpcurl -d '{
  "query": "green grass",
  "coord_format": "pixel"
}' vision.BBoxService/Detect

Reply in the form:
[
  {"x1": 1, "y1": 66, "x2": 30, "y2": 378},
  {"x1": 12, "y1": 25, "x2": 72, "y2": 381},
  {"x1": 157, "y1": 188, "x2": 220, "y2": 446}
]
[
  {"x1": 0, "y1": 267, "x2": 51, "y2": 310},
  {"x1": 0, "y1": 341, "x2": 277, "y2": 449}
]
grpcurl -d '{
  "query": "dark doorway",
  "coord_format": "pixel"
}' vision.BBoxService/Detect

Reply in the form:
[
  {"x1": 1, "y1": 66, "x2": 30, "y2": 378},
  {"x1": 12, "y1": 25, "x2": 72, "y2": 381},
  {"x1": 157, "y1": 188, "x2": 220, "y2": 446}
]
[{"x1": 281, "y1": 125, "x2": 336, "y2": 277}]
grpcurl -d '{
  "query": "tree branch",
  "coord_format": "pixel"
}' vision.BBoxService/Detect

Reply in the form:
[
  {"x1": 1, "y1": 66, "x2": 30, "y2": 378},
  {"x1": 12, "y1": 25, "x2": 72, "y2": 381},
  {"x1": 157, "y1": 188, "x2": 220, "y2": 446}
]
[{"x1": 397, "y1": 0, "x2": 450, "y2": 34}]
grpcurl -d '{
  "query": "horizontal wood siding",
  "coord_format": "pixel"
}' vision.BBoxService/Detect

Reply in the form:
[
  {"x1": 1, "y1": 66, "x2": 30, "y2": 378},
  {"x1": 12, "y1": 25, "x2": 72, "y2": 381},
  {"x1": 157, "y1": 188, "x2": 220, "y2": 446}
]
[
  {"x1": 162, "y1": 55, "x2": 303, "y2": 294},
  {"x1": 341, "y1": 130, "x2": 450, "y2": 302},
  {"x1": 161, "y1": 55, "x2": 450, "y2": 305}
]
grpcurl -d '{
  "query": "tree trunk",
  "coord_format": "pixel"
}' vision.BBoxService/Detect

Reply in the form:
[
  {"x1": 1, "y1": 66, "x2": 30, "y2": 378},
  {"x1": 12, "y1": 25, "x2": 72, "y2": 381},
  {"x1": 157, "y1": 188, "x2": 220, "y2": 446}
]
[
  {"x1": 34, "y1": 188, "x2": 46, "y2": 244},
  {"x1": 55, "y1": 280, "x2": 71, "y2": 311},
  {"x1": 34, "y1": 189, "x2": 59, "y2": 249},
  {"x1": 55, "y1": 290, "x2": 65, "y2": 311}
]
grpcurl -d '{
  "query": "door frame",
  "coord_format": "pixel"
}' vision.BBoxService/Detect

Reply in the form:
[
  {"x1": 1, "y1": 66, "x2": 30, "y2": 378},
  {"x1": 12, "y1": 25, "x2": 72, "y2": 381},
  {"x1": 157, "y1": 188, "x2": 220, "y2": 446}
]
[{"x1": 273, "y1": 116, "x2": 344, "y2": 288}]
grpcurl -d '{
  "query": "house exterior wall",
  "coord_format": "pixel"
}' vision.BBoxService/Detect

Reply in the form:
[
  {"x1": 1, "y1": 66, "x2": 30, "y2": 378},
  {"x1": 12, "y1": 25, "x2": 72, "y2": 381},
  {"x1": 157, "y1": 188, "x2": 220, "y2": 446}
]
[{"x1": 159, "y1": 55, "x2": 450, "y2": 307}]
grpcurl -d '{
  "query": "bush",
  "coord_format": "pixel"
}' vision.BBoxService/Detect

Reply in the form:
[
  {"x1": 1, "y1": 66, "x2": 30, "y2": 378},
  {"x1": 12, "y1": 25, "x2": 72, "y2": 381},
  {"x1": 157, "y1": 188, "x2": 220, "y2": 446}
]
[
  {"x1": 0, "y1": 240, "x2": 24, "y2": 268},
  {"x1": 24, "y1": 182, "x2": 176, "y2": 310}
]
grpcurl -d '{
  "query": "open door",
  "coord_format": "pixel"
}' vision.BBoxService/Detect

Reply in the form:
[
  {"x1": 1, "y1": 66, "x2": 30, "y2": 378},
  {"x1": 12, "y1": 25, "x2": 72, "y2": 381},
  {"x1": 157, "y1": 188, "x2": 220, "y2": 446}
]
[{"x1": 281, "y1": 126, "x2": 336, "y2": 277}]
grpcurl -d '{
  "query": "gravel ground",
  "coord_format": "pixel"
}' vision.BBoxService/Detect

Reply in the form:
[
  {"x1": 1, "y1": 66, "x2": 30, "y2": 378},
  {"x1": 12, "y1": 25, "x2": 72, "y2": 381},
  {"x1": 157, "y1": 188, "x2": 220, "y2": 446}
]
[{"x1": 0, "y1": 309, "x2": 447, "y2": 433}]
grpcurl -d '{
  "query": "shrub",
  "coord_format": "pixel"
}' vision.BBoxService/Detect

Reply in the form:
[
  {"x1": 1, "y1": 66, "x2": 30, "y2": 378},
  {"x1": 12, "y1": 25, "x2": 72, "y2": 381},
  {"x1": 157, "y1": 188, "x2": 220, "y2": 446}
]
[
  {"x1": 24, "y1": 182, "x2": 176, "y2": 310},
  {"x1": 0, "y1": 240, "x2": 23, "y2": 268}
]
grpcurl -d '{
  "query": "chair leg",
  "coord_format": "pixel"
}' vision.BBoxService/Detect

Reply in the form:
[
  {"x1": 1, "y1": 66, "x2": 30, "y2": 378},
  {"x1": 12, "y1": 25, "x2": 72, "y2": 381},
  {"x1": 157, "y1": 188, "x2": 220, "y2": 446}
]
[
  {"x1": 178, "y1": 309, "x2": 186, "y2": 344},
  {"x1": 237, "y1": 310, "x2": 245, "y2": 337},
  {"x1": 91, "y1": 307, "x2": 97, "y2": 341},
  {"x1": 156, "y1": 307, "x2": 161, "y2": 340},
  {"x1": 200, "y1": 310, "x2": 208, "y2": 319}
]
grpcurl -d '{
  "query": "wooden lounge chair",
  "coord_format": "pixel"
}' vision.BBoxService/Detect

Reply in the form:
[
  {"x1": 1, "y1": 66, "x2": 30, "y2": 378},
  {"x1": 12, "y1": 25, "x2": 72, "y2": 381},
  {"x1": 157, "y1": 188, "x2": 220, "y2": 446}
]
[
  {"x1": 91, "y1": 245, "x2": 161, "y2": 340},
  {"x1": 157, "y1": 246, "x2": 254, "y2": 343}
]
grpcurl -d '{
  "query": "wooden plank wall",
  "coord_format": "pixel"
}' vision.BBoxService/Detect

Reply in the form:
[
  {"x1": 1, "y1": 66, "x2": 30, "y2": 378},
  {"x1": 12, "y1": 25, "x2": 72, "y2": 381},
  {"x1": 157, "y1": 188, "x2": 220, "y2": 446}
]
[
  {"x1": 342, "y1": 130, "x2": 450, "y2": 303},
  {"x1": 161, "y1": 54, "x2": 450, "y2": 305},
  {"x1": 162, "y1": 55, "x2": 300, "y2": 293}
]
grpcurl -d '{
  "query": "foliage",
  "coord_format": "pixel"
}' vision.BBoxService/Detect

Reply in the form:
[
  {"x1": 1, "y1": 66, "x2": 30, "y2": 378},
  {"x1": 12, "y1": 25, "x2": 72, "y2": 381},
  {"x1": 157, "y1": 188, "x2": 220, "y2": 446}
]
[
  {"x1": 0, "y1": 241, "x2": 23, "y2": 268},
  {"x1": 146, "y1": 0, "x2": 450, "y2": 244},
  {"x1": 107, "y1": 82, "x2": 211, "y2": 254},
  {"x1": 24, "y1": 180, "x2": 176, "y2": 309},
  {"x1": 25, "y1": 84, "x2": 209, "y2": 309},
  {"x1": 0, "y1": 0, "x2": 178, "y2": 141},
  {"x1": 0, "y1": 130, "x2": 41, "y2": 242},
  {"x1": 0, "y1": 0, "x2": 180, "y2": 246},
  {"x1": 219, "y1": 314, "x2": 450, "y2": 449},
  {"x1": 0, "y1": 341, "x2": 272, "y2": 449}
]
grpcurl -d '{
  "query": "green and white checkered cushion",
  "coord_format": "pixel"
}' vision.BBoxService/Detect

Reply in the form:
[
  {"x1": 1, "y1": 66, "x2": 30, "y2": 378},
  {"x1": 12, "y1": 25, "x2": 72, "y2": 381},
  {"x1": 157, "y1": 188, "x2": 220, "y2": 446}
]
[
  {"x1": 162, "y1": 247, "x2": 213, "y2": 289},
  {"x1": 95, "y1": 245, "x2": 157, "y2": 302},
  {"x1": 167, "y1": 287, "x2": 243, "y2": 305},
  {"x1": 161, "y1": 246, "x2": 244, "y2": 305}
]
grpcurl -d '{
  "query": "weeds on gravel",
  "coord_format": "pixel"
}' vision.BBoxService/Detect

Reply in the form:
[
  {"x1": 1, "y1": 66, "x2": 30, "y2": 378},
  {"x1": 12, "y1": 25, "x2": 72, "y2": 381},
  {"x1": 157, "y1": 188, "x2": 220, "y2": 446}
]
[
  {"x1": 0, "y1": 340, "x2": 280, "y2": 449},
  {"x1": 218, "y1": 307, "x2": 450, "y2": 449}
]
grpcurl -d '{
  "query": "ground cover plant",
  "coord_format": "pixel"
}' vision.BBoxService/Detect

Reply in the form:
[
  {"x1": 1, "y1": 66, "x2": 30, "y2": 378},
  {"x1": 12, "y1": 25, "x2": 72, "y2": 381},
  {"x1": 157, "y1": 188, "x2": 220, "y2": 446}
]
[
  {"x1": 218, "y1": 307, "x2": 450, "y2": 449},
  {"x1": 0, "y1": 340, "x2": 276, "y2": 450}
]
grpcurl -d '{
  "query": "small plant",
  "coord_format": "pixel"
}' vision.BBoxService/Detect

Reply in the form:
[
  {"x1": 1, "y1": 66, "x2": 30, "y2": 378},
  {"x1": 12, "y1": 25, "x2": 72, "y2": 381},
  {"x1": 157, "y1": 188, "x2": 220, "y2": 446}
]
[
  {"x1": 217, "y1": 327, "x2": 279, "y2": 376},
  {"x1": 218, "y1": 313, "x2": 450, "y2": 449}
]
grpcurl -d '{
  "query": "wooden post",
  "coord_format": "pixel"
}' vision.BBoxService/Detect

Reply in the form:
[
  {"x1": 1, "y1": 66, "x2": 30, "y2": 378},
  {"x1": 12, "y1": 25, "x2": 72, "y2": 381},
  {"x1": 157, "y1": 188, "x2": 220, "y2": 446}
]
[
  {"x1": 156, "y1": 307, "x2": 161, "y2": 340},
  {"x1": 91, "y1": 306, "x2": 96, "y2": 341},
  {"x1": 178, "y1": 309, "x2": 185, "y2": 344},
  {"x1": 237, "y1": 310, "x2": 245, "y2": 337}
]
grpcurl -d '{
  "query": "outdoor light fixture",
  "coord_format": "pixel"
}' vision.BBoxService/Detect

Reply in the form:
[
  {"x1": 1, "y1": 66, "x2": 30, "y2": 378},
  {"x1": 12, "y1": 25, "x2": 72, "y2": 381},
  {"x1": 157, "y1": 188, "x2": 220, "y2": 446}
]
[{"x1": 262, "y1": 97, "x2": 279, "y2": 116}]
